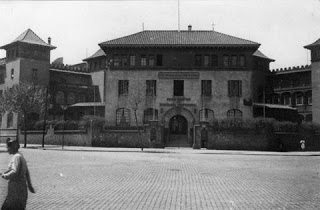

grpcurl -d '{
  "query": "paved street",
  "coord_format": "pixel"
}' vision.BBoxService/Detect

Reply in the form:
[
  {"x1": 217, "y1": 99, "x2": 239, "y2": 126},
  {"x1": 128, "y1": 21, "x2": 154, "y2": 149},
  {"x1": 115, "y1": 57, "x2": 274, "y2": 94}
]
[{"x1": 0, "y1": 145, "x2": 320, "y2": 210}]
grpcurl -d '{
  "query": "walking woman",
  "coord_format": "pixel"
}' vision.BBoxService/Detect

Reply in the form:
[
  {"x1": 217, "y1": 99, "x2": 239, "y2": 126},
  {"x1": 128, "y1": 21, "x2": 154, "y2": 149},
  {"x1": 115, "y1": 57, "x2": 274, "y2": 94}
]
[{"x1": 1, "y1": 138, "x2": 35, "y2": 210}]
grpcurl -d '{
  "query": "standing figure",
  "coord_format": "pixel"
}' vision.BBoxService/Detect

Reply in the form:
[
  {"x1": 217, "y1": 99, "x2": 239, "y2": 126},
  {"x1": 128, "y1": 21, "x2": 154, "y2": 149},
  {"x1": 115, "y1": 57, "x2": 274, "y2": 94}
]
[
  {"x1": 1, "y1": 138, "x2": 35, "y2": 210},
  {"x1": 300, "y1": 139, "x2": 306, "y2": 151}
]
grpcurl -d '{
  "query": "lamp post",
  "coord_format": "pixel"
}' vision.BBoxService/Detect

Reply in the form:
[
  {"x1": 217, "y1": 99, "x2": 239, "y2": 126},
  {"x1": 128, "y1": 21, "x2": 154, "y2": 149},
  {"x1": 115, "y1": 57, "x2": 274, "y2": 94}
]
[{"x1": 61, "y1": 104, "x2": 68, "y2": 149}]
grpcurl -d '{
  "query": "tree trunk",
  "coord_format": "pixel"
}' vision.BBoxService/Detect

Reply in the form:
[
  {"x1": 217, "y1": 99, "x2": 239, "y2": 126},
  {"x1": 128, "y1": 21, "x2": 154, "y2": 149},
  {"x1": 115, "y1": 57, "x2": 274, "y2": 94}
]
[
  {"x1": 24, "y1": 111, "x2": 27, "y2": 148},
  {"x1": 134, "y1": 110, "x2": 143, "y2": 151}
]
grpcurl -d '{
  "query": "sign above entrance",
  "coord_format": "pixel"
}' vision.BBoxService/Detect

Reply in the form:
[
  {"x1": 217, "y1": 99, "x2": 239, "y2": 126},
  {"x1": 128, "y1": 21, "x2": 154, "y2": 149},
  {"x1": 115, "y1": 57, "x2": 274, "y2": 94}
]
[
  {"x1": 158, "y1": 72, "x2": 200, "y2": 79},
  {"x1": 160, "y1": 103, "x2": 196, "y2": 107}
]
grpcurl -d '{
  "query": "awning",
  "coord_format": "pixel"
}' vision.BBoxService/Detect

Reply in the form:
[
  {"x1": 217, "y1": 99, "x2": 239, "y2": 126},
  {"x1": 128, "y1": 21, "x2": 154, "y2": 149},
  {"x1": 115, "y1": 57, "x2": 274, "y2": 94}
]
[
  {"x1": 253, "y1": 103, "x2": 297, "y2": 110},
  {"x1": 70, "y1": 102, "x2": 105, "y2": 107}
]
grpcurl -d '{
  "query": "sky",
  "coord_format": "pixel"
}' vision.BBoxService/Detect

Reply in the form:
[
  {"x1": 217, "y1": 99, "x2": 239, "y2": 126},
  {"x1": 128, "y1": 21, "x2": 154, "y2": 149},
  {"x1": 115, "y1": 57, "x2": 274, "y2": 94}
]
[{"x1": 0, "y1": 0, "x2": 319, "y2": 70}]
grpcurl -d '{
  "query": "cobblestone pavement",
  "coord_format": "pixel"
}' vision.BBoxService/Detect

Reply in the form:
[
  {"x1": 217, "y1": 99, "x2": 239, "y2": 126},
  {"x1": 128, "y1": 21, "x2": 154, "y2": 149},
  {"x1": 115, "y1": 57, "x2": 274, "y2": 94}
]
[{"x1": 0, "y1": 145, "x2": 320, "y2": 210}]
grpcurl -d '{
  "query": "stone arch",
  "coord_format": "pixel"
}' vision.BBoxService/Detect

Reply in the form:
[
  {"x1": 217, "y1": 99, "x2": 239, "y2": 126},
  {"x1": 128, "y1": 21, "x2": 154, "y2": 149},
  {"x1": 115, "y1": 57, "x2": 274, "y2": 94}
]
[{"x1": 161, "y1": 107, "x2": 195, "y2": 128}]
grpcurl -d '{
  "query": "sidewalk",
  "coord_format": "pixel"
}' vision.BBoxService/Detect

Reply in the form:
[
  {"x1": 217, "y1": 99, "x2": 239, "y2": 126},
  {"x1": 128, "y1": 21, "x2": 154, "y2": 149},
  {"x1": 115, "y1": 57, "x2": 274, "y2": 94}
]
[{"x1": 1, "y1": 143, "x2": 319, "y2": 156}]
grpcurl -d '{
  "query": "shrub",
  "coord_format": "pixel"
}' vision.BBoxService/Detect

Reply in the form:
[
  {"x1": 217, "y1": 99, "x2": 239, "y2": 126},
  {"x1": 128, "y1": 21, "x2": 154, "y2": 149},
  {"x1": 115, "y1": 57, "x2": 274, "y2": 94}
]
[{"x1": 272, "y1": 121, "x2": 298, "y2": 133}]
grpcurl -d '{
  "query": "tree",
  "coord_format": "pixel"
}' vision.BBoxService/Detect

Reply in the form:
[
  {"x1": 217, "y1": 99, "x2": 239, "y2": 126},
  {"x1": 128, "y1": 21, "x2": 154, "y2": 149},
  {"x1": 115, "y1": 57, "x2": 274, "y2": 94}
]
[
  {"x1": 128, "y1": 80, "x2": 146, "y2": 151},
  {"x1": 0, "y1": 82, "x2": 47, "y2": 147}
]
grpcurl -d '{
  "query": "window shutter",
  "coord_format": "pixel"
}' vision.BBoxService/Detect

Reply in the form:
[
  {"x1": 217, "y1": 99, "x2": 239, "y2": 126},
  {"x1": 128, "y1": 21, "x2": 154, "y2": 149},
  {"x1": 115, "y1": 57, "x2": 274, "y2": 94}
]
[{"x1": 239, "y1": 80, "x2": 242, "y2": 97}]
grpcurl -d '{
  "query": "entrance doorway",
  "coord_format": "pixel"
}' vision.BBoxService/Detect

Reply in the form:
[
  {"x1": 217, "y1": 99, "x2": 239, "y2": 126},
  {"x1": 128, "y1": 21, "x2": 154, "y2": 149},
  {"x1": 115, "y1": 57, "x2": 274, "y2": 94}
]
[{"x1": 167, "y1": 115, "x2": 189, "y2": 147}]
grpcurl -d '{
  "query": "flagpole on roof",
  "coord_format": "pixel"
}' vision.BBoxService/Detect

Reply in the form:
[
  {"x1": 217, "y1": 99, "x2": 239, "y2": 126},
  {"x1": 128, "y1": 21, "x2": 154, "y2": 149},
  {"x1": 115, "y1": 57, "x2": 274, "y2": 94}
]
[{"x1": 178, "y1": 0, "x2": 180, "y2": 32}]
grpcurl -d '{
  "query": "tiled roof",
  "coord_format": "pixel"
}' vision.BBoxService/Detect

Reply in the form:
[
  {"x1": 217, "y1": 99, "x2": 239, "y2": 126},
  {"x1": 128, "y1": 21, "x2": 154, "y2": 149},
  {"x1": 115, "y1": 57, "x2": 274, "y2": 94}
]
[
  {"x1": 83, "y1": 49, "x2": 106, "y2": 61},
  {"x1": 253, "y1": 50, "x2": 275, "y2": 61},
  {"x1": 1, "y1": 29, "x2": 56, "y2": 49},
  {"x1": 304, "y1": 38, "x2": 320, "y2": 49},
  {"x1": 99, "y1": 30, "x2": 260, "y2": 48}
]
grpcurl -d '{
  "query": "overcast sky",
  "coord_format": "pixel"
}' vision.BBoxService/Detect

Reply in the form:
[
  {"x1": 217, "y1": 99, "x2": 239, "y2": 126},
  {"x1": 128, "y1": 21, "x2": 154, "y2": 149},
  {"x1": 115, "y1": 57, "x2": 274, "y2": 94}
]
[{"x1": 0, "y1": 0, "x2": 319, "y2": 69}]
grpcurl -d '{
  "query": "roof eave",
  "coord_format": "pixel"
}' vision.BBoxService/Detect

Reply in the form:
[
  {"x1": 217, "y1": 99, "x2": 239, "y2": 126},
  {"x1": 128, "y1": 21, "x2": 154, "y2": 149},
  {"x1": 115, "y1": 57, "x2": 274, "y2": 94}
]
[
  {"x1": 0, "y1": 41, "x2": 56, "y2": 50},
  {"x1": 83, "y1": 55, "x2": 106, "y2": 62},
  {"x1": 99, "y1": 44, "x2": 260, "y2": 48}
]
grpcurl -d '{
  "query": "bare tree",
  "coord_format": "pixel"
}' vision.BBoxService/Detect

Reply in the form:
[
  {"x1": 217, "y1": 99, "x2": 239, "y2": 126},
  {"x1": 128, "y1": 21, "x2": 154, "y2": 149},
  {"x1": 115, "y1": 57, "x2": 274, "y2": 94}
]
[
  {"x1": 0, "y1": 82, "x2": 47, "y2": 147},
  {"x1": 127, "y1": 80, "x2": 146, "y2": 151}
]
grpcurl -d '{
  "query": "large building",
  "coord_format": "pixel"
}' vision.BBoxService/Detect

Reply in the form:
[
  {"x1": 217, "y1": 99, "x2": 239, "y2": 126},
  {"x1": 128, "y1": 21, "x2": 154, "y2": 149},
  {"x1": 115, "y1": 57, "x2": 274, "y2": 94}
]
[
  {"x1": 1, "y1": 28, "x2": 318, "y2": 147},
  {"x1": 98, "y1": 26, "x2": 274, "y2": 146}
]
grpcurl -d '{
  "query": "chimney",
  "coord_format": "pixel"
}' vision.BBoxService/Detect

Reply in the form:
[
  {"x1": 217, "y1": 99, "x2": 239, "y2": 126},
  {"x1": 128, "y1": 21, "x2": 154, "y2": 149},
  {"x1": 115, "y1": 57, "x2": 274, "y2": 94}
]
[
  {"x1": 48, "y1": 37, "x2": 51, "y2": 45},
  {"x1": 188, "y1": 25, "x2": 192, "y2": 31}
]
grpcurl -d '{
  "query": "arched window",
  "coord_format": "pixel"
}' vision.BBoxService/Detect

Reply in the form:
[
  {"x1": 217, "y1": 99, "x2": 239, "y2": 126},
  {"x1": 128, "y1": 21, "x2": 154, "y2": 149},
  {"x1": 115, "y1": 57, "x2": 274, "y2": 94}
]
[
  {"x1": 7, "y1": 112, "x2": 13, "y2": 128},
  {"x1": 56, "y1": 91, "x2": 65, "y2": 104},
  {"x1": 227, "y1": 109, "x2": 242, "y2": 118},
  {"x1": 199, "y1": 109, "x2": 214, "y2": 121},
  {"x1": 281, "y1": 93, "x2": 291, "y2": 105},
  {"x1": 116, "y1": 108, "x2": 130, "y2": 126},
  {"x1": 143, "y1": 108, "x2": 158, "y2": 124},
  {"x1": 67, "y1": 92, "x2": 76, "y2": 105},
  {"x1": 295, "y1": 92, "x2": 304, "y2": 106}
]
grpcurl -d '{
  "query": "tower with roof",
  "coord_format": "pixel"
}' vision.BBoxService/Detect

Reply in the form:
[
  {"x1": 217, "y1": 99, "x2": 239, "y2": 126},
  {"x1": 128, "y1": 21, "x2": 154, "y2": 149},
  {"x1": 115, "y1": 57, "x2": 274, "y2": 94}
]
[
  {"x1": 0, "y1": 29, "x2": 55, "y2": 132},
  {"x1": 305, "y1": 38, "x2": 320, "y2": 124}
]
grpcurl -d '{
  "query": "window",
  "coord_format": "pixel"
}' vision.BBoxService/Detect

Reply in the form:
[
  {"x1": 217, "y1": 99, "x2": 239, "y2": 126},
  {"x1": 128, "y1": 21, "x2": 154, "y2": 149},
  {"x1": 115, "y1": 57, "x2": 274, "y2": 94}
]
[
  {"x1": 199, "y1": 109, "x2": 214, "y2": 121},
  {"x1": 174, "y1": 80, "x2": 184, "y2": 96},
  {"x1": 228, "y1": 80, "x2": 242, "y2": 97},
  {"x1": 296, "y1": 94, "x2": 304, "y2": 106},
  {"x1": 195, "y1": 55, "x2": 202, "y2": 67},
  {"x1": 146, "y1": 80, "x2": 156, "y2": 96},
  {"x1": 201, "y1": 80, "x2": 212, "y2": 96},
  {"x1": 11, "y1": 69, "x2": 14, "y2": 80},
  {"x1": 204, "y1": 55, "x2": 210, "y2": 67},
  {"x1": 223, "y1": 55, "x2": 229, "y2": 67},
  {"x1": 79, "y1": 93, "x2": 86, "y2": 103},
  {"x1": 0, "y1": 113, "x2": 2, "y2": 128},
  {"x1": 0, "y1": 73, "x2": 4, "y2": 84},
  {"x1": 99, "y1": 60, "x2": 102, "y2": 69},
  {"x1": 130, "y1": 55, "x2": 136, "y2": 66},
  {"x1": 67, "y1": 92, "x2": 76, "y2": 104},
  {"x1": 149, "y1": 55, "x2": 155, "y2": 66},
  {"x1": 156, "y1": 54, "x2": 163, "y2": 66},
  {"x1": 307, "y1": 91, "x2": 312, "y2": 105},
  {"x1": 116, "y1": 108, "x2": 130, "y2": 126},
  {"x1": 143, "y1": 108, "x2": 159, "y2": 124},
  {"x1": 113, "y1": 55, "x2": 121, "y2": 67},
  {"x1": 227, "y1": 109, "x2": 242, "y2": 118},
  {"x1": 118, "y1": 80, "x2": 129, "y2": 96},
  {"x1": 32, "y1": 69, "x2": 38, "y2": 81},
  {"x1": 240, "y1": 55, "x2": 246, "y2": 67},
  {"x1": 7, "y1": 112, "x2": 13, "y2": 128},
  {"x1": 231, "y1": 55, "x2": 237, "y2": 67},
  {"x1": 212, "y1": 55, "x2": 218, "y2": 67},
  {"x1": 141, "y1": 55, "x2": 147, "y2": 66},
  {"x1": 273, "y1": 94, "x2": 280, "y2": 104},
  {"x1": 56, "y1": 91, "x2": 65, "y2": 104},
  {"x1": 94, "y1": 62, "x2": 97, "y2": 69},
  {"x1": 122, "y1": 55, "x2": 128, "y2": 66},
  {"x1": 283, "y1": 95, "x2": 291, "y2": 105}
]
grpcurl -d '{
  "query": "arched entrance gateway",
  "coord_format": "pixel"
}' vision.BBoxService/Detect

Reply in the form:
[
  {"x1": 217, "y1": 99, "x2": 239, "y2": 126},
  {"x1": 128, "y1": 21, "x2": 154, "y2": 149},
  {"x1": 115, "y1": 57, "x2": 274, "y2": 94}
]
[{"x1": 162, "y1": 107, "x2": 195, "y2": 147}]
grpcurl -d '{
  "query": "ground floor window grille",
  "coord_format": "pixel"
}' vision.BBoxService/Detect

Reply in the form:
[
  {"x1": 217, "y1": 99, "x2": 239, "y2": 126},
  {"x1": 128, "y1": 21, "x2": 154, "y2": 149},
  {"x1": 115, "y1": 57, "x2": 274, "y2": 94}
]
[
  {"x1": 143, "y1": 108, "x2": 158, "y2": 124},
  {"x1": 116, "y1": 108, "x2": 130, "y2": 126},
  {"x1": 199, "y1": 109, "x2": 214, "y2": 121},
  {"x1": 227, "y1": 109, "x2": 242, "y2": 118}
]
